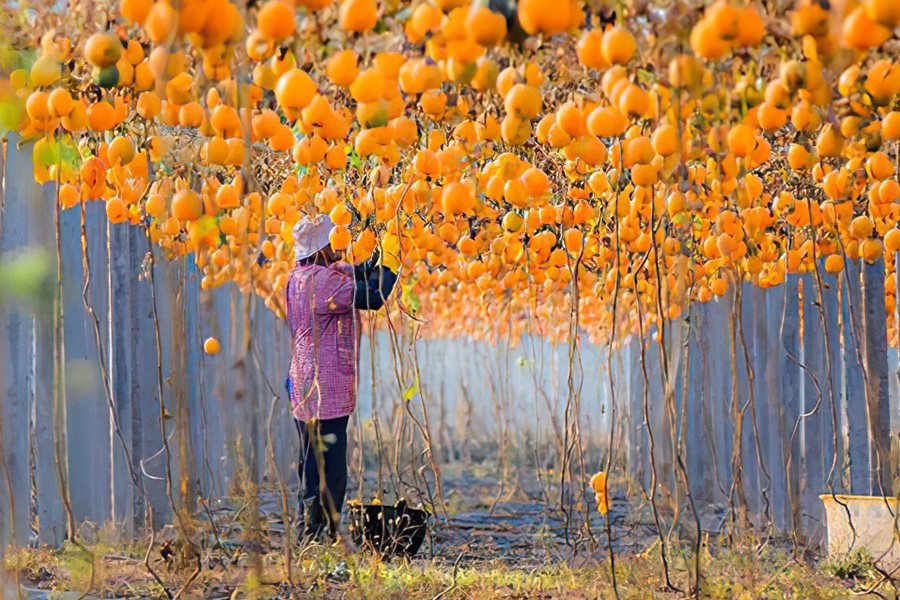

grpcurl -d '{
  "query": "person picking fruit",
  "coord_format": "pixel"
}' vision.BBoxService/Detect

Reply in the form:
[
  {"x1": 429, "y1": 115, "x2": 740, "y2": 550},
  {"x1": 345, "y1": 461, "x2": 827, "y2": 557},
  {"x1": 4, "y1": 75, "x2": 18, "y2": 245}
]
[{"x1": 284, "y1": 214, "x2": 398, "y2": 542}]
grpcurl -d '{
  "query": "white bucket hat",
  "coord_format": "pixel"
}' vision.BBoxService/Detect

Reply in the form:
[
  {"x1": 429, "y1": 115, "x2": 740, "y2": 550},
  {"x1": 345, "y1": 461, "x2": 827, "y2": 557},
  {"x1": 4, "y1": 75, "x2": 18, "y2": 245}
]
[{"x1": 293, "y1": 214, "x2": 335, "y2": 260}]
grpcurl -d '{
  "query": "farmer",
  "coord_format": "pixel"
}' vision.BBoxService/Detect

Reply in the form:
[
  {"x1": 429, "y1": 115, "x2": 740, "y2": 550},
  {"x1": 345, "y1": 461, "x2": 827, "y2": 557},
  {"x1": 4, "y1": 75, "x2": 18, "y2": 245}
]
[{"x1": 285, "y1": 214, "x2": 398, "y2": 541}]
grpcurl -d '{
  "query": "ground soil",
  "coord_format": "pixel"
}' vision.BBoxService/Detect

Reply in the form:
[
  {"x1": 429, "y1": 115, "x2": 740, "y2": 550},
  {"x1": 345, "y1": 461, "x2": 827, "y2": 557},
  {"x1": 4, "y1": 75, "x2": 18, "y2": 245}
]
[{"x1": 3, "y1": 470, "x2": 892, "y2": 600}]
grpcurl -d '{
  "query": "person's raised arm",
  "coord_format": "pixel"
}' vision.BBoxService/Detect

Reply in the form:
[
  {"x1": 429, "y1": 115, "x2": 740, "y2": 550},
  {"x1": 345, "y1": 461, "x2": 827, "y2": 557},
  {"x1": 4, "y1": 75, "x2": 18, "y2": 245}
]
[
  {"x1": 353, "y1": 265, "x2": 398, "y2": 311},
  {"x1": 313, "y1": 268, "x2": 356, "y2": 314}
]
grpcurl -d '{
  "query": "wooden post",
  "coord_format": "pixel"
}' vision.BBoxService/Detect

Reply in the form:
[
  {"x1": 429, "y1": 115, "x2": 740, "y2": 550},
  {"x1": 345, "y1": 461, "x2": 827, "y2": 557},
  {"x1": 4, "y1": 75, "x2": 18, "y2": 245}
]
[
  {"x1": 737, "y1": 283, "x2": 759, "y2": 524},
  {"x1": 244, "y1": 291, "x2": 263, "y2": 486},
  {"x1": 200, "y1": 285, "x2": 231, "y2": 498},
  {"x1": 1, "y1": 305, "x2": 30, "y2": 546},
  {"x1": 1, "y1": 135, "x2": 67, "y2": 546},
  {"x1": 748, "y1": 284, "x2": 770, "y2": 527},
  {"x1": 57, "y1": 205, "x2": 82, "y2": 531},
  {"x1": 267, "y1": 310, "x2": 294, "y2": 482},
  {"x1": 67, "y1": 202, "x2": 113, "y2": 524},
  {"x1": 135, "y1": 240, "x2": 170, "y2": 527},
  {"x1": 183, "y1": 259, "x2": 204, "y2": 509},
  {"x1": 608, "y1": 339, "x2": 623, "y2": 472},
  {"x1": 632, "y1": 335, "x2": 650, "y2": 492},
  {"x1": 686, "y1": 301, "x2": 713, "y2": 507},
  {"x1": 163, "y1": 257, "x2": 198, "y2": 517},
  {"x1": 108, "y1": 220, "x2": 134, "y2": 532},
  {"x1": 666, "y1": 316, "x2": 686, "y2": 512},
  {"x1": 126, "y1": 224, "x2": 147, "y2": 531},
  {"x1": 820, "y1": 270, "x2": 841, "y2": 494},
  {"x1": 645, "y1": 334, "x2": 670, "y2": 497},
  {"x1": 862, "y1": 259, "x2": 892, "y2": 495},
  {"x1": 0, "y1": 135, "x2": 66, "y2": 546},
  {"x1": 708, "y1": 292, "x2": 734, "y2": 504},
  {"x1": 0, "y1": 134, "x2": 34, "y2": 546},
  {"x1": 843, "y1": 260, "x2": 870, "y2": 495},
  {"x1": 30, "y1": 166, "x2": 65, "y2": 546},
  {"x1": 780, "y1": 274, "x2": 803, "y2": 534},
  {"x1": 229, "y1": 288, "x2": 249, "y2": 489},
  {"x1": 764, "y1": 281, "x2": 787, "y2": 530},
  {"x1": 800, "y1": 272, "x2": 825, "y2": 537}
]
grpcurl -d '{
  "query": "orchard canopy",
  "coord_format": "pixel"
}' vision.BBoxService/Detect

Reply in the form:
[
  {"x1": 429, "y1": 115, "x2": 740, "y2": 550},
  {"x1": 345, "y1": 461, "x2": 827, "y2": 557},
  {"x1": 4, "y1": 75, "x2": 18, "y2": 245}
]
[{"x1": 3, "y1": 0, "x2": 900, "y2": 346}]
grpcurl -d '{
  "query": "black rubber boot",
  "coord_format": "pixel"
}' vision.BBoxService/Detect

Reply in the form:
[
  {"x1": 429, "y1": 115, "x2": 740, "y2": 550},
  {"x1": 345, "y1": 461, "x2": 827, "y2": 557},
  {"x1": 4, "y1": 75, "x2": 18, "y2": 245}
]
[
  {"x1": 323, "y1": 500, "x2": 342, "y2": 542},
  {"x1": 300, "y1": 496, "x2": 326, "y2": 542}
]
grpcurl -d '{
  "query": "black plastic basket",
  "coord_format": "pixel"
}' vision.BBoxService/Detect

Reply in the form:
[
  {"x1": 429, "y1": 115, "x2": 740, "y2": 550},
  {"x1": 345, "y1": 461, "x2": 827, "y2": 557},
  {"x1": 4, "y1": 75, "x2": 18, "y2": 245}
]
[{"x1": 347, "y1": 499, "x2": 429, "y2": 558}]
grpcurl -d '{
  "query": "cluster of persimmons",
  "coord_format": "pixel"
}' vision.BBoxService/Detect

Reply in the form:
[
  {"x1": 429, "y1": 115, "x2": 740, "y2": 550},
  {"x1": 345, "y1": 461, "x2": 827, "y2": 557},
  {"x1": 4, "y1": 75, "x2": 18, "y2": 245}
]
[{"x1": 3, "y1": 0, "x2": 900, "y2": 345}]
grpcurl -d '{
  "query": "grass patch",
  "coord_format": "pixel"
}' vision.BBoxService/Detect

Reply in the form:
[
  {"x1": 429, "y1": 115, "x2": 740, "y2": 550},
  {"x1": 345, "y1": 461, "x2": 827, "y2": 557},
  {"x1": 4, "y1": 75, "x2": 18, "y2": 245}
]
[
  {"x1": 5, "y1": 535, "x2": 896, "y2": 599},
  {"x1": 820, "y1": 548, "x2": 880, "y2": 584}
]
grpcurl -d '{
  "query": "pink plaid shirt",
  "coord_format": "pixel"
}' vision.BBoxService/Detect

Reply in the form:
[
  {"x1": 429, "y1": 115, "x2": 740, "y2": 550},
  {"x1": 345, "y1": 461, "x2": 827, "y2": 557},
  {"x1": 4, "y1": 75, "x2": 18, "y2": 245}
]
[{"x1": 285, "y1": 262, "x2": 360, "y2": 421}]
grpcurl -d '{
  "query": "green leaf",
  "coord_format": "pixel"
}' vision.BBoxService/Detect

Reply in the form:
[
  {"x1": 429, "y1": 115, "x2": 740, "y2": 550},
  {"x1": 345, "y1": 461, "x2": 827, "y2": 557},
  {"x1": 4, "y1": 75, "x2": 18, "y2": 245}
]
[
  {"x1": 0, "y1": 47, "x2": 38, "y2": 72},
  {"x1": 194, "y1": 214, "x2": 218, "y2": 236},
  {"x1": 33, "y1": 141, "x2": 58, "y2": 168},
  {"x1": 636, "y1": 69, "x2": 656, "y2": 86},
  {"x1": 394, "y1": 5, "x2": 413, "y2": 20},
  {"x1": 0, "y1": 95, "x2": 24, "y2": 135},
  {"x1": 403, "y1": 379, "x2": 419, "y2": 401},
  {"x1": 58, "y1": 137, "x2": 77, "y2": 167},
  {"x1": 32, "y1": 136, "x2": 77, "y2": 169},
  {"x1": 348, "y1": 149, "x2": 363, "y2": 170},
  {"x1": 401, "y1": 279, "x2": 420, "y2": 313},
  {"x1": 0, "y1": 248, "x2": 53, "y2": 305}
]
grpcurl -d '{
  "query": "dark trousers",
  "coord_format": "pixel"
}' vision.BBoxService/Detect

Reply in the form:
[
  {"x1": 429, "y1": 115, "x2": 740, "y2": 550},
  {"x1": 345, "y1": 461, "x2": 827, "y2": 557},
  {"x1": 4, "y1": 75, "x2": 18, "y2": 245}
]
[{"x1": 295, "y1": 416, "x2": 350, "y2": 538}]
